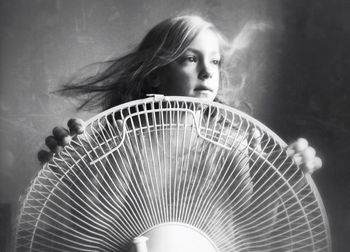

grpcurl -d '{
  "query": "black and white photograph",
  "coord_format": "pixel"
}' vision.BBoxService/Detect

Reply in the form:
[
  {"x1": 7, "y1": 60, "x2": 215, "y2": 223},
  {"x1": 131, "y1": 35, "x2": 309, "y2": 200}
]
[{"x1": 0, "y1": 0, "x2": 349, "y2": 251}]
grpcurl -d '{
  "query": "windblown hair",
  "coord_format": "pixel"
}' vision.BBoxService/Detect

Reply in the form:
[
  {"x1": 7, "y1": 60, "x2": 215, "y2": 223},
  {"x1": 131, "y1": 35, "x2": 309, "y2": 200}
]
[{"x1": 58, "y1": 15, "x2": 231, "y2": 111}]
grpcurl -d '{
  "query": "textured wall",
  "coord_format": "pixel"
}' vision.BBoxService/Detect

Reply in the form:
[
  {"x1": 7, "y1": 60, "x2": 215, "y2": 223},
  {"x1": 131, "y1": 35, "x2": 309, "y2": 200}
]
[{"x1": 0, "y1": 0, "x2": 349, "y2": 251}]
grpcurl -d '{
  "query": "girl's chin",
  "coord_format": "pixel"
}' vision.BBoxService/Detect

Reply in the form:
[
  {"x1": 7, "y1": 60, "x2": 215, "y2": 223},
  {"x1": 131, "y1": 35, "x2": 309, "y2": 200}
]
[{"x1": 192, "y1": 90, "x2": 215, "y2": 101}]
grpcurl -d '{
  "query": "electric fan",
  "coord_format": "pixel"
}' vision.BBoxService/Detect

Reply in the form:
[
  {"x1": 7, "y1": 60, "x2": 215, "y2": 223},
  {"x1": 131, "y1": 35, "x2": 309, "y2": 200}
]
[{"x1": 16, "y1": 95, "x2": 331, "y2": 252}]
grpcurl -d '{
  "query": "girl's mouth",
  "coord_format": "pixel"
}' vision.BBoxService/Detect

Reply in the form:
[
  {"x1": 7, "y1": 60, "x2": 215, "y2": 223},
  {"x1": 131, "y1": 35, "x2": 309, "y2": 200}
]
[{"x1": 194, "y1": 85, "x2": 213, "y2": 92}]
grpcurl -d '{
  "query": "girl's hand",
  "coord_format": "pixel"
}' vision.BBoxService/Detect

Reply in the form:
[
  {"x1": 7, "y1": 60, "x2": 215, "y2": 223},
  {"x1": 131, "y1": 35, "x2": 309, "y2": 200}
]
[
  {"x1": 249, "y1": 129, "x2": 322, "y2": 175},
  {"x1": 37, "y1": 118, "x2": 85, "y2": 164},
  {"x1": 286, "y1": 138, "x2": 322, "y2": 175}
]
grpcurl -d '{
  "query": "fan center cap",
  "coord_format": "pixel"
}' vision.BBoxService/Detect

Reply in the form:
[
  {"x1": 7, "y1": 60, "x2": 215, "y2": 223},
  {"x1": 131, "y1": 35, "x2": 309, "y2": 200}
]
[{"x1": 132, "y1": 222, "x2": 218, "y2": 252}]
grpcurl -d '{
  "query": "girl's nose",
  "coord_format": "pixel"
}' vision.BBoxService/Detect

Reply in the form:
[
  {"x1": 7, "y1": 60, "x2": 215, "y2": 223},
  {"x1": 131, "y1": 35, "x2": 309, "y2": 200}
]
[
  {"x1": 199, "y1": 70, "x2": 212, "y2": 80},
  {"x1": 198, "y1": 62, "x2": 212, "y2": 80}
]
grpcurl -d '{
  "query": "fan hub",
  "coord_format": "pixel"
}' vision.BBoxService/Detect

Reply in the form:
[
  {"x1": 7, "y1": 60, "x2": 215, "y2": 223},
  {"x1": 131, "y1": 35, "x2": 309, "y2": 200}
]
[{"x1": 132, "y1": 222, "x2": 218, "y2": 252}]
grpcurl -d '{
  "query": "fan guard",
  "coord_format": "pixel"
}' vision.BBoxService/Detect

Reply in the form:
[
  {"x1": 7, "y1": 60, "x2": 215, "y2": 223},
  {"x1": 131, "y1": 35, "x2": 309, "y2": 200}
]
[{"x1": 16, "y1": 96, "x2": 331, "y2": 252}]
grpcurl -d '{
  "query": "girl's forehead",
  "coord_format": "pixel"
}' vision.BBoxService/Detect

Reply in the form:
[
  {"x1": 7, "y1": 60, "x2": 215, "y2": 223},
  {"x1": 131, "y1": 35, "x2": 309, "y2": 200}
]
[{"x1": 188, "y1": 29, "x2": 221, "y2": 54}]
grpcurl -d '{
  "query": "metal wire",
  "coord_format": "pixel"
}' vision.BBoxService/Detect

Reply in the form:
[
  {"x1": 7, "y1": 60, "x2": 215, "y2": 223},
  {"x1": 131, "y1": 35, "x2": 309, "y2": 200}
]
[{"x1": 16, "y1": 96, "x2": 331, "y2": 252}]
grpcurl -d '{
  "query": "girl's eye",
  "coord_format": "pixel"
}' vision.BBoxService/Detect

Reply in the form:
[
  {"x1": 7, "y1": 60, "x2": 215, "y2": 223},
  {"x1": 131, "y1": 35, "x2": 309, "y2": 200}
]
[
  {"x1": 212, "y1": 59, "x2": 221, "y2": 65},
  {"x1": 185, "y1": 56, "x2": 197, "y2": 63}
]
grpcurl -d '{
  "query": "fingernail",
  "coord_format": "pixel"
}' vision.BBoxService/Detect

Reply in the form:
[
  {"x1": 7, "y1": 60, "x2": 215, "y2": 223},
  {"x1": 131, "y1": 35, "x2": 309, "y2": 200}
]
[
  {"x1": 71, "y1": 124, "x2": 85, "y2": 135},
  {"x1": 60, "y1": 135, "x2": 72, "y2": 146},
  {"x1": 53, "y1": 145, "x2": 63, "y2": 154}
]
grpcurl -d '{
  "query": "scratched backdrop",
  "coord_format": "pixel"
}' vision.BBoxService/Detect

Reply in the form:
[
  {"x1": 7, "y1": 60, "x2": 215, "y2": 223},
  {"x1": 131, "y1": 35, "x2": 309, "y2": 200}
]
[{"x1": 1, "y1": 0, "x2": 349, "y2": 251}]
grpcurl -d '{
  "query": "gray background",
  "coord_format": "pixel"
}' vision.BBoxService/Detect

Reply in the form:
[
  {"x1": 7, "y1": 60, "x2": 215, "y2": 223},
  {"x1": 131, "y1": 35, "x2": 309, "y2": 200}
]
[{"x1": 1, "y1": 0, "x2": 349, "y2": 251}]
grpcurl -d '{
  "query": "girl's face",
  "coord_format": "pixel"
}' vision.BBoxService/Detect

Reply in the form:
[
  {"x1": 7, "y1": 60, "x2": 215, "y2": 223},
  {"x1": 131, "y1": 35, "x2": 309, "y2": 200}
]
[{"x1": 156, "y1": 29, "x2": 221, "y2": 101}]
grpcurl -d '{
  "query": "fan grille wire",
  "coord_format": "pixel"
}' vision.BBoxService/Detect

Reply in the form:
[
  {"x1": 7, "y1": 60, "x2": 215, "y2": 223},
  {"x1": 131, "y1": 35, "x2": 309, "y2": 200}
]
[{"x1": 16, "y1": 96, "x2": 331, "y2": 252}]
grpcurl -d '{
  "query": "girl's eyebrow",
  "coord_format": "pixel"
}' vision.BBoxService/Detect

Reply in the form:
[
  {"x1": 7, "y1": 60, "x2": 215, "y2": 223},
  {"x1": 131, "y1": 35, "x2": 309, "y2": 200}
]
[{"x1": 186, "y1": 48, "x2": 221, "y2": 57}]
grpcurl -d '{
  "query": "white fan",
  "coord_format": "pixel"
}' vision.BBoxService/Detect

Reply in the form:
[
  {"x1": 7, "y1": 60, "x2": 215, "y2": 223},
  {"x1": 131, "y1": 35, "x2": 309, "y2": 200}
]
[{"x1": 16, "y1": 95, "x2": 331, "y2": 252}]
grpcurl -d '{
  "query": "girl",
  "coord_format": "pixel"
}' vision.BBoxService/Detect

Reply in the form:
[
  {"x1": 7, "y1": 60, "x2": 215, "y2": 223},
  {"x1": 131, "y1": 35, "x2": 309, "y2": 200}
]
[
  {"x1": 36, "y1": 15, "x2": 322, "y2": 251},
  {"x1": 39, "y1": 15, "x2": 321, "y2": 173}
]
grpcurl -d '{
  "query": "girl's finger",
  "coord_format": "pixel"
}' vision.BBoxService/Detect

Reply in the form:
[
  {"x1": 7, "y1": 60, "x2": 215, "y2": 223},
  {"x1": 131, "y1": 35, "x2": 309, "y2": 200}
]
[
  {"x1": 45, "y1": 136, "x2": 58, "y2": 151},
  {"x1": 248, "y1": 127, "x2": 262, "y2": 149},
  {"x1": 301, "y1": 156, "x2": 322, "y2": 174},
  {"x1": 286, "y1": 138, "x2": 308, "y2": 156},
  {"x1": 294, "y1": 138, "x2": 309, "y2": 152},
  {"x1": 314, "y1": 156, "x2": 323, "y2": 170},
  {"x1": 45, "y1": 136, "x2": 63, "y2": 153},
  {"x1": 53, "y1": 126, "x2": 74, "y2": 146},
  {"x1": 115, "y1": 119, "x2": 124, "y2": 135},
  {"x1": 53, "y1": 126, "x2": 69, "y2": 141},
  {"x1": 37, "y1": 150, "x2": 52, "y2": 164},
  {"x1": 301, "y1": 146, "x2": 316, "y2": 161},
  {"x1": 60, "y1": 135, "x2": 72, "y2": 146},
  {"x1": 292, "y1": 153, "x2": 303, "y2": 165},
  {"x1": 67, "y1": 118, "x2": 85, "y2": 135}
]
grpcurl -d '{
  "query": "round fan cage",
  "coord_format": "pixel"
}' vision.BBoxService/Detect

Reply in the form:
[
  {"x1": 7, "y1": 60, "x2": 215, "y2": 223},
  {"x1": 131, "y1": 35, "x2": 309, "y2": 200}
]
[{"x1": 16, "y1": 96, "x2": 331, "y2": 252}]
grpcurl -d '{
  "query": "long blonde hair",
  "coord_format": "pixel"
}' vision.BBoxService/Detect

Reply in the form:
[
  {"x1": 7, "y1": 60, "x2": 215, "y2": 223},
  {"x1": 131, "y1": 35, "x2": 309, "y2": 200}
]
[{"x1": 59, "y1": 15, "x2": 230, "y2": 111}]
